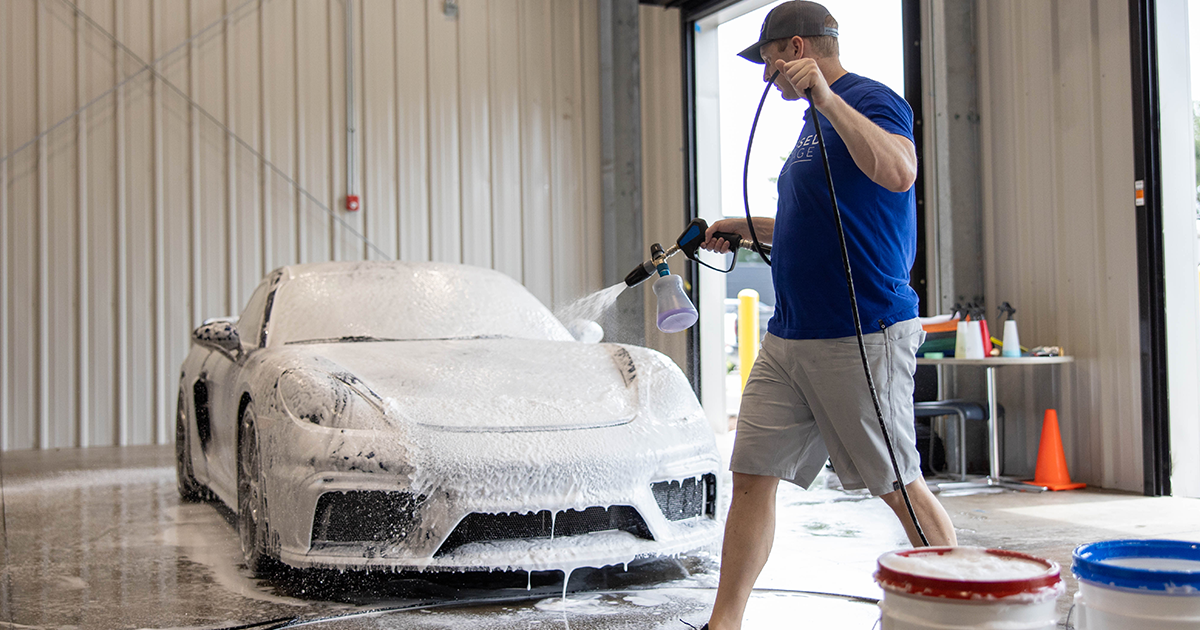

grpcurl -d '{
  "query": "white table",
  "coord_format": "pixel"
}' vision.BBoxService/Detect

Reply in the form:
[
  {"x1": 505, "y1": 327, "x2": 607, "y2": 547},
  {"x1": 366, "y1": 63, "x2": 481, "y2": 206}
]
[{"x1": 915, "y1": 356, "x2": 1074, "y2": 491}]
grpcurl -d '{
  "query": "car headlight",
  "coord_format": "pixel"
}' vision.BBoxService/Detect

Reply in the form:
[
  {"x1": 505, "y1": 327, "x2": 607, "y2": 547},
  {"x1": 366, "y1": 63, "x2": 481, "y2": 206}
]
[{"x1": 277, "y1": 368, "x2": 387, "y2": 430}]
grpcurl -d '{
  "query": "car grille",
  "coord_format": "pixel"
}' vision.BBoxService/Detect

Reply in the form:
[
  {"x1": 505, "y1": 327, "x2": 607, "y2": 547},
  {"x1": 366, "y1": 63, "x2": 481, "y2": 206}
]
[
  {"x1": 435, "y1": 506, "x2": 653, "y2": 556},
  {"x1": 652, "y1": 474, "x2": 717, "y2": 521},
  {"x1": 310, "y1": 490, "x2": 424, "y2": 545}
]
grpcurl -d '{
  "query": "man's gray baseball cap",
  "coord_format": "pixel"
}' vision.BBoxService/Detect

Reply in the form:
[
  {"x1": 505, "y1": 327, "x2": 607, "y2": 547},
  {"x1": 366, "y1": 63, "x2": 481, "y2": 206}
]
[{"x1": 738, "y1": 1, "x2": 838, "y2": 63}]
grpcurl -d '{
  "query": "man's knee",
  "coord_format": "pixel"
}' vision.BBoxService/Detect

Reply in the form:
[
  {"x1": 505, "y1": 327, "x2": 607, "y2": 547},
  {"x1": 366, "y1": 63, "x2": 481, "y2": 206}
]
[{"x1": 731, "y1": 472, "x2": 780, "y2": 499}]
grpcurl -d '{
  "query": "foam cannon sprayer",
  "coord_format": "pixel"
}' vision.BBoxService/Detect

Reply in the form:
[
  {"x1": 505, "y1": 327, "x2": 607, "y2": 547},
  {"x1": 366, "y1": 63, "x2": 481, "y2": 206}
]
[{"x1": 623, "y1": 218, "x2": 772, "y2": 333}]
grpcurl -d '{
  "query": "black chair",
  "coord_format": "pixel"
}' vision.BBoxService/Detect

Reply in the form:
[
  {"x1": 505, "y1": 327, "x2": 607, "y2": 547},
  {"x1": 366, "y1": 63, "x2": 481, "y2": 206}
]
[{"x1": 912, "y1": 365, "x2": 990, "y2": 481}]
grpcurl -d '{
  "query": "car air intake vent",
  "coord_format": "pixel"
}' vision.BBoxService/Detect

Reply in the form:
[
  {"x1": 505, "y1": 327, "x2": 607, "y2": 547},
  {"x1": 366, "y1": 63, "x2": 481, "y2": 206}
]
[
  {"x1": 436, "y1": 506, "x2": 653, "y2": 556},
  {"x1": 652, "y1": 473, "x2": 717, "y2": 521},
  {"x1": 311, "y1": 490, "x2": 424, "y2": 545}
]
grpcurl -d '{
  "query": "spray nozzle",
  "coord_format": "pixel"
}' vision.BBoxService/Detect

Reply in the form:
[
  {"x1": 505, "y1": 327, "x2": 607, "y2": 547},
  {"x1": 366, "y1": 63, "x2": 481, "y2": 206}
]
[
  {"x1": 625, "y1": 240, "x2": 682, "y2": 288},
  {"x1": 998, "y1": 302, "x2": 1016, "y2": 321},
  {"x1": 621, "y1": 218, "x2": 771, "y2": 332},
  {"x1": 625, "y1": 241, "x2": 679, "y2": 288},
  {"x1": 623, "y1": 261, "x2": 656, "y2": 288},
  {"x1": 623, "y1": 218, "x2": 766, "y2": 289}
]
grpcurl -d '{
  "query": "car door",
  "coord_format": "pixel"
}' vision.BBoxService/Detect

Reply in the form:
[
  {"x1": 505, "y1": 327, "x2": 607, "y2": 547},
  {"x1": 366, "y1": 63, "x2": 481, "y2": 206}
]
[{"x1": 201, "y1": 279, "x2": 273, "y2": 498}]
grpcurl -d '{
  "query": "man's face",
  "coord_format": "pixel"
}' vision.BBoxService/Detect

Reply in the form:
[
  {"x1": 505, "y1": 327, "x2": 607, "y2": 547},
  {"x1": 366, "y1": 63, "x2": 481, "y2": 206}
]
[{"x1": 759, "y1": 38, "x2": 801, "y2": 101}]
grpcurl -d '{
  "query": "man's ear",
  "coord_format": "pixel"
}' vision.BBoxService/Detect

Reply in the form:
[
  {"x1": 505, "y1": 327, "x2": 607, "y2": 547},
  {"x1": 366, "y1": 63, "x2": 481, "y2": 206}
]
[{"x1": 790, "y1": 35, "x2": 805, "y2": 59}]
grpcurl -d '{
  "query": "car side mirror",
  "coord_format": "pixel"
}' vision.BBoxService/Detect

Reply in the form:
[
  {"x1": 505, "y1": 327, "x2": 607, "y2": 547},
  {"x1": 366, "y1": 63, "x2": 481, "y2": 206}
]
[
  {"x1": 566, "y1": 319, "x2": 604, "y2": 344},
  {"x1": 192, "y1": 321, "x2": 242, "y2": 357}
]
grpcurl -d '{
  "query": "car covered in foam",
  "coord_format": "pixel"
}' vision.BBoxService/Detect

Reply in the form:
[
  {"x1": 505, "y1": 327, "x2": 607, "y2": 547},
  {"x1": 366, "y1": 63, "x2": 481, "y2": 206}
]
[{"x1": 175, "y1": 261, "x2": 722, "y2": 574}]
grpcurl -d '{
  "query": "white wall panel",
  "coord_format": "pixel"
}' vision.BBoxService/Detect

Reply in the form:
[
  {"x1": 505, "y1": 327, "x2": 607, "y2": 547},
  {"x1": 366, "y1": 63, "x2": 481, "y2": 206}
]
[
  {"x1": 122, "y1": 0, "x2": 155, "y2": 446},
  {"x1": 639, "y1": 5, "x2": 687, "y2": 368},
  {"x1": 296, "y1": 0, "x2": 334, "y2": 264},
  {"x1": 550, "y1": 0, "x2": 583, "y2": 306},
  {"x1": 428, "y1": 0, "x2": 462, "y2": 265},
  {"x1": 459, "y1": 0, "x2": 494, "y2": 271},
  {"x1": 7, "y1": 0, "x2": 39, "y2": 450},
  {"x1": 336, "y1": 0, "x2": 365, "y2": 261},
  {"x1": 519, "y1": 0, "x2": 554, "y2": 305},
  {"x1": 86, "y1": 0, "x2": 120, "y2": 449},
  {"x1": 977, "y1": 0, "x2": 1143, "y2": 491},
  {"x1": 396, "y1": 0, "x2": 430, "y2": 263},
  {"x1": 229, "y1": 0, "x2": 261, "y2": 292},
  {"x1": 1, "y1": 0, "x2": 9, "y2": 450},
  {"x1": 362, "y1": 0, "x2": 398, "y2": 260},
  {"x1": 260, "y1": 0, "x2": 296, "y2": 272},
  {"x1": 489, "y1": 0, "x2": 524, "y2": 282},
  {"x1": 1, "y1": 0, "x2": 603, "y2": 451},
  {"x1": 580, "y1": 0, "x2": 603, "y2": 297},
  {"x1": 44, "y1": 0, "x2": 80, "y2": 449}
]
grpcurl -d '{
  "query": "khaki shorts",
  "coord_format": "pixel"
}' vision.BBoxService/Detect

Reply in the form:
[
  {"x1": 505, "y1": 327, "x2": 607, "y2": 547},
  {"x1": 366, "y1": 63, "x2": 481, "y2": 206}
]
[{"x1": 731, "y1": 318, "x2": 925, "y2": 497}]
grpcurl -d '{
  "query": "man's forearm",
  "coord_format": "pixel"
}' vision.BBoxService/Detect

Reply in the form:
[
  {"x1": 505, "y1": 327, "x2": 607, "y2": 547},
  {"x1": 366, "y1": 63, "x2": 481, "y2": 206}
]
[
  {"x1": 746, "y1": 217, "x2": 775, "y2": 244},
  {"x1": 703, "y1": 217, "x2": 775, "y2": 253},
  {"x1": 817, "y1": 95, "x2": 917, "y2": 193}
]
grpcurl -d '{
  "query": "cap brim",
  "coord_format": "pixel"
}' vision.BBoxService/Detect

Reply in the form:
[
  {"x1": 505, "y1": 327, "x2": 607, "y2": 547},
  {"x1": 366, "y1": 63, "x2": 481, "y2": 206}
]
[{"x1": 738, "y1": 39, "x2": 770, "y2": 64}]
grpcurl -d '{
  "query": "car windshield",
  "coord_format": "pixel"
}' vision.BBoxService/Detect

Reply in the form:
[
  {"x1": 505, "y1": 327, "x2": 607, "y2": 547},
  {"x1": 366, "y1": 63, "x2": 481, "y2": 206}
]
[{"x1": 266, "y1": 264, "x2": 573, "y2": 345}]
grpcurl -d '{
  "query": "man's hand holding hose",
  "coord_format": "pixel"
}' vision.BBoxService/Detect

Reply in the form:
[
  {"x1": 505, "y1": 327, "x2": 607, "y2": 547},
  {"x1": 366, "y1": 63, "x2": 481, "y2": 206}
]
[{"x1": 768, "y1": 54, "x2": 917, "y2": 193}]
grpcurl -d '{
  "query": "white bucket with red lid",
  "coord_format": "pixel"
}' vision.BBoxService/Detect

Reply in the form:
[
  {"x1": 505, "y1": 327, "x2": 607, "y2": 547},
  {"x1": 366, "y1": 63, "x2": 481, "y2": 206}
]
[{"x1": 875, "y1": 547, "x2": 1065, "y2": 630}]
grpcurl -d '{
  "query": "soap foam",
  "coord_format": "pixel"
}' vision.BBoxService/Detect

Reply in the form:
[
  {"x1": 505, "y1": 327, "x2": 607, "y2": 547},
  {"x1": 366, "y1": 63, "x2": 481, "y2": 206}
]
[
  {"x1": 882, "y1": 548, "x2": 1050, "y2": 581},
  {"x1": 1101, "y1": 557, "x2": 1200, "y2": 572}
]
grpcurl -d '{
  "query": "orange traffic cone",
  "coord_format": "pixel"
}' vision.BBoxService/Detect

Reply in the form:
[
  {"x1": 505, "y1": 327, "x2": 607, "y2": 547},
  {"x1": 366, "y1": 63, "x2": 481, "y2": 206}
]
[{"x1": 1025, "y1": 409, "x2": 1086, "y2": 491}]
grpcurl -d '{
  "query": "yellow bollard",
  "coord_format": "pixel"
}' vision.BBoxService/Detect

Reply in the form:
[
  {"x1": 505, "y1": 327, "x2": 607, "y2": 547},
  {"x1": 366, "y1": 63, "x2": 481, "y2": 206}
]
[{"x1": 738, "y1": 289, "x2": 760, "y2": 392}]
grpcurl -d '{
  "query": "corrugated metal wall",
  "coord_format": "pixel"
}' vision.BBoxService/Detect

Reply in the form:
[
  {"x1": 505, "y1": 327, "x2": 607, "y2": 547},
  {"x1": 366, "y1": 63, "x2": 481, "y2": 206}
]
[
  {"x1": 1, "y1": 0, "x2": 604, "y2": 451},
  {"x1": 639, "y1": 4, "x2": 688, "y2": 369},
  {"x1": 977, "y1": 0, "x2": 1144, "y2": 491}
]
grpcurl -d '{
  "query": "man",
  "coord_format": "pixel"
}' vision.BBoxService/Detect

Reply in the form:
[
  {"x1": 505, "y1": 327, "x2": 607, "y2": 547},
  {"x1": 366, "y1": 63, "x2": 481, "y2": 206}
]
[{"x1": 698, "y1": 3, "x2": 957, "y2": 629}]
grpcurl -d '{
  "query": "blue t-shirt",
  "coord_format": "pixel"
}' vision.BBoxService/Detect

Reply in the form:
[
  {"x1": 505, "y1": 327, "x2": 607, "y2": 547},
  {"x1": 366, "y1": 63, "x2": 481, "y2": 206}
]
[{"x1": 767, "y1": 72, "x2": 919, "y2": 340}]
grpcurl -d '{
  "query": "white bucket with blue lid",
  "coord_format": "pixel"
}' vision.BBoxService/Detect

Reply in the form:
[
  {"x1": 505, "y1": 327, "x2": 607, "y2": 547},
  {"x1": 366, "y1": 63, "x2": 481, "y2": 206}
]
[{"x1": 1073, "y1": 539, "x2": 1200, "y2": 629}]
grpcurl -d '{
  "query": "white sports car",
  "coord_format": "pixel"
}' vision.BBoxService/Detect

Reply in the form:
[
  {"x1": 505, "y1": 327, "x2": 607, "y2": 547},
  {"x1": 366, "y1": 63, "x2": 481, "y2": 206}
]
[{"x1": 176, "y1": 261, "x2": 722, "y2": 574}]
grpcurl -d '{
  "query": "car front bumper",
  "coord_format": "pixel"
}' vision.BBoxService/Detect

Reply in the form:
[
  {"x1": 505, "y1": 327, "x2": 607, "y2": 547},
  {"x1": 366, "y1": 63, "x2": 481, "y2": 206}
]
[{"x1": 261, "y1": 415, "x2": 723, "y2": 572}]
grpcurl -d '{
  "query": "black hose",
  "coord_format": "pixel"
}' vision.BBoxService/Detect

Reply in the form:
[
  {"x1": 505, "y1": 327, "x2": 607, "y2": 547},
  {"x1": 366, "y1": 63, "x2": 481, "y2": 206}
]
[
  {"x1": 803, "y1": 87, "x2": 927, "y2": 547},
  {"x1": 204, "y1": 584, "x2": 880, "y2": 630},
  {"x1": 741, "y1": 72, "x2": 778, "y2": 266},
  {"x1": 741, "y1": 70, "x2": 927, "y2": 547}
]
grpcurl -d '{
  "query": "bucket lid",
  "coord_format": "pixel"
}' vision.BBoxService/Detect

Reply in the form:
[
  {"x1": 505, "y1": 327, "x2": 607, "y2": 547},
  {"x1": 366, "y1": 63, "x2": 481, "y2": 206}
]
[
  {"x1": 1073, "y1": 539, "x2": 1200, "y2": 593},
  {"x1": 875, "y1": 547, "x2": 1062, "y2": 600}
]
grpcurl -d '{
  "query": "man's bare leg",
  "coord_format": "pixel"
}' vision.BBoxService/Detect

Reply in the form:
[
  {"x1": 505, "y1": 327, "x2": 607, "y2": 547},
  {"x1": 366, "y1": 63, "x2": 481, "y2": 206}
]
[
  {"x1": 707, "y1": 472, "x2": 780, "y2": 630},
  {"x1": 879, "y1": 477, "x2": 957, "y2": 547}
]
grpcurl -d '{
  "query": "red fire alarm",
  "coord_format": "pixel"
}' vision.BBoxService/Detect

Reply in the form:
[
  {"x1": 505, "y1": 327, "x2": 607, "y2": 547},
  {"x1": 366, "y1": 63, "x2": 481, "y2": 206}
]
[{"x1": 346, "y1": 195, "x2": 360, "y2": 212}]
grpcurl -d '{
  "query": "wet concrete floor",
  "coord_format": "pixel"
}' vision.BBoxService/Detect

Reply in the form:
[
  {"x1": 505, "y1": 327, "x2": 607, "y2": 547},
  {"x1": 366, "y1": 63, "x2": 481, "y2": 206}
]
[{"x1": 3, "y1": 439, "x2": 1200, "y2": 629}]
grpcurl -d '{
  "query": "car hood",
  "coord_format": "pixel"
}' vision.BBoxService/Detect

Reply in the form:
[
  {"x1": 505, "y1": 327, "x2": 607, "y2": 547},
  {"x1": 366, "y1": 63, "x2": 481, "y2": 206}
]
[{"x1": 302, "y1": 338, "x2": 641, "y2": 432}]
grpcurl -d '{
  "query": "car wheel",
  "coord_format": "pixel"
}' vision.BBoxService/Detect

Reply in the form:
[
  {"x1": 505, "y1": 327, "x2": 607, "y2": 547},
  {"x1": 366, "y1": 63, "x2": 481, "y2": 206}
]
[
  {"x1": 238, "y1": 403, "x2": 276, "y2": 575},
  {"x1": 175, "y1": 389, "x2": 210, "y2": 502}
]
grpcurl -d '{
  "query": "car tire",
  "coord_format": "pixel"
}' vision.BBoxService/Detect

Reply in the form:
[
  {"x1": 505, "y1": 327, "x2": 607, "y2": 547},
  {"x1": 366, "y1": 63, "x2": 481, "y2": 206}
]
[
  {"x1": 176, "y1": 389, "x2": 211, "y2": 502},
  {"x1": 238, "y1": 403, "x2": 277, "y2": 575}
]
